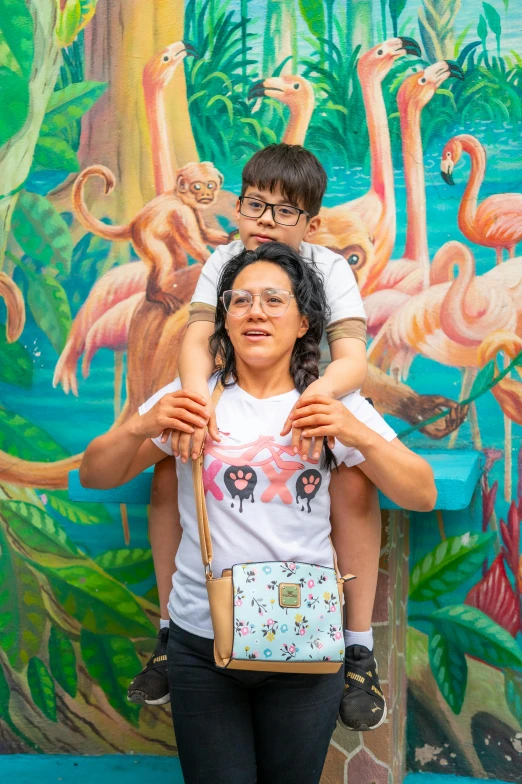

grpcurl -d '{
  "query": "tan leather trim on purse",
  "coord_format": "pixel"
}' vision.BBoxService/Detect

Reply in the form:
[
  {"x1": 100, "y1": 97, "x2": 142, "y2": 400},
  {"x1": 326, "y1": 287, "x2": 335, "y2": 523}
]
[
  {"x1": 206, "y1": 576, "x2": 234, "y2": 667},
  {"x1": 226, "y1": 660, "x2": 343, "y2": 674}
]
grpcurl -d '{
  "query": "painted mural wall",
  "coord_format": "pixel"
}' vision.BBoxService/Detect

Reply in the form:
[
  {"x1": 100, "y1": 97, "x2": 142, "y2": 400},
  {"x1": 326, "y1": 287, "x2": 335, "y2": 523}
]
[{"x1": 0, "y1": 0, "x2": 521, "y2": 778}]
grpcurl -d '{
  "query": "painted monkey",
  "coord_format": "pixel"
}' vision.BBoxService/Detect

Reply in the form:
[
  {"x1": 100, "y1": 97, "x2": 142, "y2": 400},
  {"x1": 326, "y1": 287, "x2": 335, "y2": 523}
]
[{"x1": 72, "y1": 162, "x2": 228, "y2": 314}]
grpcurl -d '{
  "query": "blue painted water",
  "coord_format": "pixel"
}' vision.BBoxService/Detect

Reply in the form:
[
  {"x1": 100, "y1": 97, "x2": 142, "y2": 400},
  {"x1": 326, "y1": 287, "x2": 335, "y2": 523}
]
[{"x1": 0, "y1": 755, "x2": 183, "y2": 784}]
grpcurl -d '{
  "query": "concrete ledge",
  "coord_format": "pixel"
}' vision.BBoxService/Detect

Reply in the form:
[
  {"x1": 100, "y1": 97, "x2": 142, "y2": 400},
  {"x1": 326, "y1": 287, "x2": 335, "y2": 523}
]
[{"x1": 69, "y1": 450, "x2": 482, "y2": 512}]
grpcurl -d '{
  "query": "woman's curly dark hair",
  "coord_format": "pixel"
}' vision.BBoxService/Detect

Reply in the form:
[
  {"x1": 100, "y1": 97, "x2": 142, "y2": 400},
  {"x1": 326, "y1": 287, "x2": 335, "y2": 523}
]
[{"x1": 209, "y1": 241, "x2": 337, "y2": 470}]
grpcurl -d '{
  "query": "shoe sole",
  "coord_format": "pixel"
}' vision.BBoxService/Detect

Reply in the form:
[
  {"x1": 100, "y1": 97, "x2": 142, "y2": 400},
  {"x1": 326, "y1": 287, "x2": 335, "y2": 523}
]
[
  {"x1": 337, "y1": 699, "x2": 387, "y2": 732},
  {"x1": 127, "y1": 692, "x2": 171, "y2": 706}
]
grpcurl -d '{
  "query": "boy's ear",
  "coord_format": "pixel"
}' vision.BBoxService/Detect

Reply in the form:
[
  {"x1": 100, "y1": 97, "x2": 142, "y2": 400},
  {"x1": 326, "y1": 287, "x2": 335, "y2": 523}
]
[
  {"x1": 235, "y1": 198, "x2": 242, "y2": 221},
  {"x1": 304, "y1": 215, "x2": 321, "y2": 240}
]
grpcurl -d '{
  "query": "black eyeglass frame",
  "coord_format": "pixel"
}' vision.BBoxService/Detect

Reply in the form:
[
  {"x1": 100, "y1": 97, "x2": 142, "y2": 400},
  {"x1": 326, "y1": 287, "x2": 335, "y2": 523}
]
[{"x1": 238, "y1": 196, "x2": 309, "y2": 226}]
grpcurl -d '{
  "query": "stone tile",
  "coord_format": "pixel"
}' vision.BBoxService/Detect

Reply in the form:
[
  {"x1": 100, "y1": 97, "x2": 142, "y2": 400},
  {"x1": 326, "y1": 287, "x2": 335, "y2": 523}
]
[
  {"x1": 346, "y1": 746, "x2": 390, "y2": 784},
  {"x1": 373, "y1": 625, "x2": 389, "y2": 681},
  {"x1": 379, "y1": 510, "x2": 389, "y2": 570},
  {"x1": 363, "y1": 719, "x2": 390, "y2": 764},
  {"x1": 372, "y1": 571, "x2": 389, "y2": 623},
  {"x1": 332, "y1": 723, "x2": 362, "y2": 755},
  {"x1": 321, "y1": 743, "x2": 347, "y2": 784}
]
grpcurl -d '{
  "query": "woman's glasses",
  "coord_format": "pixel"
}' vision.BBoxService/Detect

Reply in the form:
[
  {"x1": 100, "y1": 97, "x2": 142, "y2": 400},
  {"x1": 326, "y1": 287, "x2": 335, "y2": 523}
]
[
  {"x1": 221, "y1": 289, "x2": 295, "y2": 317},
  {"x1": 238, "y1": 196, "x2": 309, "y2": 226}
]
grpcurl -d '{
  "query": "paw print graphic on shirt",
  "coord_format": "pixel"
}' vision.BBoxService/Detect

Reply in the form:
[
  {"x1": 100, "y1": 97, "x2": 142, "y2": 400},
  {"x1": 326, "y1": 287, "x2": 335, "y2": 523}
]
[
  {"x1": 223, "y1": 466, "x2": 257, "y2": 513},
  {"x1": 295, "y1": 469, "x2": 322, "y2": 513}
]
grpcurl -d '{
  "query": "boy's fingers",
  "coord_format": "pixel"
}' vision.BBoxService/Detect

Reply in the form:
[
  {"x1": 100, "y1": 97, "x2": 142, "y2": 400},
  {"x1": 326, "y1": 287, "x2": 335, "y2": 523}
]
[
  {"x1": 291, "y1": 425, "x2": 302, "y2": 454},
  {"x1": 178, "y1": 432, "x2": 192, "y2": 463},
  {"x1": 160, "y1": 428, "x2": 172, "y2": 444},
  {"x1": 190, "y1": 427, "x2": 207, "y2": 460},
  {"x1": 300, "y1": 436, "x2": 313, "y2": 461},
  {"x1": 327, "y1": 436, "x2": 335, "y2": 449},
  {"x1": 208, "y1": 412, "x2": 220, "y2": 442},
  {"x1": 280, "y1": 417, "x2": 292, "y2": 436},
  {"x1": 171, "y1": 430, "x2": 181, "y2": 456}
]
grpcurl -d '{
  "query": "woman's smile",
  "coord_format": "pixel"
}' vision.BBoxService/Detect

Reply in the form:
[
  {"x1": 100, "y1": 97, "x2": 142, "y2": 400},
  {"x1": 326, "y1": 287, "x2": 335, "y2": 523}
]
[{"x1": 242, "y1": 327, "x2": 272, "y2": 342}]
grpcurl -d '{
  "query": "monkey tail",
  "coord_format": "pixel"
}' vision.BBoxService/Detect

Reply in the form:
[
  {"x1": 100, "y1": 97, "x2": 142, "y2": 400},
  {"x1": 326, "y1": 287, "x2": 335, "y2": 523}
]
[{"x1": 72, "y1": 165, "x2": 132, "y2": 241}]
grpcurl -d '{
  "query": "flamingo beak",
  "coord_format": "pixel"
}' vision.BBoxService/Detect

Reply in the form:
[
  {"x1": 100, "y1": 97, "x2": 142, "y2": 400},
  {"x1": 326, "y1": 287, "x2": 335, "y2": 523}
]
[
  {"x1": 441, "y1": 170, "x2": 455, "y2": 186},
  {"x1": 182, "y1": 41, "x2": 199, "y2": 58},
  {"x1": 398, "y1": 37, "x2": 421, "y2": 57},
  {"x1": 441, "y1": 159, "x2": 455, "y2": 186},
  {"x1": 446, "y1": 60, "x2": 465, "y2": 80},
  {"x1": 248, "y1": 80, "x2": 267, "y2": 100}
]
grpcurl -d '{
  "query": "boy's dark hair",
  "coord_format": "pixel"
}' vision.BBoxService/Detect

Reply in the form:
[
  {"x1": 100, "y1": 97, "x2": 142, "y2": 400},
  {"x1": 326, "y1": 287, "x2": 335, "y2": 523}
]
[
  {"x1": 240, "y1": 144, "x2": 327, "y2": 218},
  {"x1": 210, "y1": 241, "x2": 337, "y2": 470}
]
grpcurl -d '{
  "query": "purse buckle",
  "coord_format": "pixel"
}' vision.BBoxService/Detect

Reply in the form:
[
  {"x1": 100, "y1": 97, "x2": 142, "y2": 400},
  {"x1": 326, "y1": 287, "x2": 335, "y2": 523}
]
[{"x1": 279, "y1": 583, "x2": 300, "y2": 608}]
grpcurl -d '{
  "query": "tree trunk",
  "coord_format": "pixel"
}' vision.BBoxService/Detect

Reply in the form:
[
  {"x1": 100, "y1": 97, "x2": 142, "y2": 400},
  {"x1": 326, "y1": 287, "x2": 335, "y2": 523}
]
[
  {"x1": 79, "y1": 0, "x2": 199, "y2": 224},
  {"x1": 346, "y1": 0, "x2": 373, "y2": 53},
  {"x1": 0, "y1": 1, "x2": 61, "y2": 268}
]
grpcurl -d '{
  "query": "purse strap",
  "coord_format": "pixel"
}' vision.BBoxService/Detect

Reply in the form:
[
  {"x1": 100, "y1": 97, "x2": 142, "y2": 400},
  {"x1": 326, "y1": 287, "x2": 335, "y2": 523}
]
[
  {"x1": 192, "y1": 380, "x2": 225, "y2": 577},
  {"x1": 192, "y1": 380, "x2": 352, "y2": 583}
]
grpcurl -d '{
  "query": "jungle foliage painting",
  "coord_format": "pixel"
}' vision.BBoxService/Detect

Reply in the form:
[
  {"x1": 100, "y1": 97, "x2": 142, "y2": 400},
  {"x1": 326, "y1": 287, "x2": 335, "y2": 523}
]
[{"x1": 0, "y1": 0, "x2": 521, "y2": 775}]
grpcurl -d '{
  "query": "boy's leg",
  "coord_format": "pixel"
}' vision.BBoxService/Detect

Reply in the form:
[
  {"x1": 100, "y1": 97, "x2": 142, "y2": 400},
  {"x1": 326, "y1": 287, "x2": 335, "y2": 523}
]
[
  {"x1": 128, "y1": 457, "x2": 181, "y2": 705},
  {"x1": 329, "y1": 464, "x2": 386, "y2": 731}
]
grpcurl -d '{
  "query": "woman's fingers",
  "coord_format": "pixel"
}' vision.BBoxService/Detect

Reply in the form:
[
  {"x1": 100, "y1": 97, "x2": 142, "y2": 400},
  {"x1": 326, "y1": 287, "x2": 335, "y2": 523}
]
[
  {"x1": 160, "y1": 428, "x2": 172, "y2": 444},
  {"x1": 190, "y1": 426, "x2": 207, "y2": 460},
  {"x1": 164, "y1": 405, "x2": 208, "y2": 429},
  {"x1": 292, "y1": 413, "x2": 334, "y2": 429},
  {"x1": 207, "y1": 411, "x2": 221, "y2": 442}
]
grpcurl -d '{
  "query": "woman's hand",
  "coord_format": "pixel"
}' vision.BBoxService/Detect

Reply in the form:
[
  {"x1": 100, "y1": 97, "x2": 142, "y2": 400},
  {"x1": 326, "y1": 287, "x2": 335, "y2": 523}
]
[
  {"x1": 290, "y1": 394, "x2": 366, "y2": 452},
  {"x1": 132, "y1": 389, "x2": 210, "y2": 443}
]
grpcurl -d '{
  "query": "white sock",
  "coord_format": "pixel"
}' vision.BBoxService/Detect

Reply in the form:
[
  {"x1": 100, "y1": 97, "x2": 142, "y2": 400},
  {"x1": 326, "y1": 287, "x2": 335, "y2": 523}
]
[
  {"x1": 344, "y1": 628, "x2": 373, "y2": 651},
  {"x1": 160, "y1": 618, "x2": 170, "y2": 630}
]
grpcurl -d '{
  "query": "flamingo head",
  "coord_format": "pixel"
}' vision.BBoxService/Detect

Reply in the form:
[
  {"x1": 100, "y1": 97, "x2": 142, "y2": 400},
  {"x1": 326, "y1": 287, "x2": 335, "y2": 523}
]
[
  {"x1": 440, "y1": 137, "x2": 463, "y2": 186},
  {"x1": 248, "y1": 75, "x2": 314, "y2": 110},
  {"x1": 143, "y1": 40, "x2": 198, "y2": 89},
  {"x1": 357, "y1": 37, "x2": 421, "y2": 83},
  {"x1": 397, "y1": 60, "x2": 464, "y2": 115}
]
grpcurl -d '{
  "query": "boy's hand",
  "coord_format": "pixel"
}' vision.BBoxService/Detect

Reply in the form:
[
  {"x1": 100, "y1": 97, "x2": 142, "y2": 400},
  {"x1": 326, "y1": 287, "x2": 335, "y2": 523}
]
[
  {"x1": 280, "y1": 378, "x2": 335, "y2": 460},
  {"x1": 169, "y1": 398, "x2": 220, "y2": 462},
  {"x1": 289, "y1": 394, "x2": 365, "y2": 450}
]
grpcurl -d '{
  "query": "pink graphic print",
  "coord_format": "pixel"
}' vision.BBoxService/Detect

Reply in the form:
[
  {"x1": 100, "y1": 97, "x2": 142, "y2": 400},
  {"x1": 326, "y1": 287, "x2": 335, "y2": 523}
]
[
  {"x1": 203, "y1": 459, "x2": 223, "y2": 500},
  {"x1": 295, "y1": 469, "x2": 322, "y2": 513}
]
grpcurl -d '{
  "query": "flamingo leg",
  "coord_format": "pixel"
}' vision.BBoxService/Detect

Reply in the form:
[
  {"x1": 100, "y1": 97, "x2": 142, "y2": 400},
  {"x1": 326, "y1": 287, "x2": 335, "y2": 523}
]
[
  {"x1": 504, "y1": 412, "x2": 512, "y2": 502},
  {"x1": 120, "y1": 503, "x2": 130, "y2": 546},
  {"x1": 508, "y1": 245, "x2": 516, "y2": 259},
  {"x1": 114, "y1": 350, "x2": 124, "y2": 420},
  {"x1": 495, "y1": 247, "x2": 503, "y2": 265}
]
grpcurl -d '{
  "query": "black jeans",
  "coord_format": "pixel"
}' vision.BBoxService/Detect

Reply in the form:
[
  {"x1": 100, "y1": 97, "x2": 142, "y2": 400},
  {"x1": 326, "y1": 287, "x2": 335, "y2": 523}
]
[{"x1": 167, "y1": 621, "x2": 344, "y2": 784}]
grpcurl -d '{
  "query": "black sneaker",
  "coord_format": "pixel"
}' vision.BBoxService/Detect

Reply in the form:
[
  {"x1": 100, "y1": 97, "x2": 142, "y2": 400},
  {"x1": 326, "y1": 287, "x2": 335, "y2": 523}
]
[
  {"x1": 128, "y1": 627, "x2": 170, "y2": 706},
  {"x1": 338, "y1": 644, "x2": 387, "y2": 731}
]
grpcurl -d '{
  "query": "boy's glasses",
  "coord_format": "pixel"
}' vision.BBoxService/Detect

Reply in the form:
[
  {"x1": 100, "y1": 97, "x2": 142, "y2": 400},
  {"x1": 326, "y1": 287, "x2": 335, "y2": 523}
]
[
  {"x1": 238, "y1": 196, "x2": 309, "y2": 226},
  {"x1": 221, "y1": 289, "x2": 295, "y2": 317}
]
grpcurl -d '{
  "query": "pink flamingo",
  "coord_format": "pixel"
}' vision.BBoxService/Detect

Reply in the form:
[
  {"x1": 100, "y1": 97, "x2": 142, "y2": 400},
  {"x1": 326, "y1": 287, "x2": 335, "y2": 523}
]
[
  {"x1": 371, "y1": 60, "x2": 465, "y2": 295},
  {"x1": 320, "y1": 37, "x2": 421, "y2": 294},
  {"x1": 441, "y1": 133, "x2": 522, "y2": 265},
  {"x1": 248, "y1": 75, "x2": 315, "y2": 145},
  {"x1": 368, "y1": 242, "x2": 518, "y2": 447}
]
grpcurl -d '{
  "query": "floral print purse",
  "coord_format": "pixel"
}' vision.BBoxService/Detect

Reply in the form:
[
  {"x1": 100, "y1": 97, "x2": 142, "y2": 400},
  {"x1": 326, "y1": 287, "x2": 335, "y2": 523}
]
[{"x1": 192, "y1": 383, "x2": 354, "y2": 674}]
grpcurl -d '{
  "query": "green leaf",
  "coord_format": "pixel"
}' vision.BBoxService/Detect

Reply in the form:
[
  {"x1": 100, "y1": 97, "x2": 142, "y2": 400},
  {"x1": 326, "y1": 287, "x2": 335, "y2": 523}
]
[
  {"x1": 27, "y1": 274, "x2": 72, "y2": 354},
  {"x1": 409, "y1": 533, "x2": 493, "y2": 601},
  {"x1": 505, "y1": 668, "x2": 522, "y2": 726},
  {"x1": 429, "y1": 630, "x2": 468, "y2": 714},
  {"x1": 49, "y1": 626, "x2": 77, "y2": 698},
  {"x1": 11, "y1": 191, "x2": 73, "y2": 274},
  {"x1": 299, "y1": 0, "x2": 325, "y2": 39},
  {"x1": 0, "y1": 327, "x2": 32, "y2": 388},
  {"x1": 0, "y1": 407, "x2": 70, "y2": 461},
  {"x1": 80, "y1": 630, "x2": 141, "y2": 725},
  {"x1": 37, "y1": 564, "x2": 156, "y2": 638},
  {"x1": 467, "y1": 361, "x2": 495, "y2": 402},
  {"x1": 46, "y1": 490, "x2": 112, "y2": 526},
  {"x1": 0, "y1": 501, "x2": 81, "y2": 560},
  {"x1": 0, "y1": 661, "x2": 11, "y2": 721},
  {"x1": 27, "y1": 657, "x2": 57, "y2": 722},
  {"x1": 33, "y1": 136, "x2": 79, "y2": 173},
  {"x1": 143, "y1": 585, "x2": 159, "y2": 606},
  {"x1": 0, "y1": 526, "x2": 46, "y2": 670},
  {"x1": 483, "y1": 2, "x2": 502, "y2": 35},
  {"x1": 0, "y1": 0, "x2": 34, "y2": 77},
  {"x1": 41, "y1": 81, "x2": 107, "y2": 134},
  {"x1": 478, "y1": 14, "x2": 488, "y2": 46},
  {"x1": 430, "y1": 605, "x2": 522, "y2": 669},
  {"x1": 389, "y1": 0, "x2": 408, "y2": 35},
  {"x1": 0, "y1": 67, "x2": 29, "y2": 147},
  {"x1": 94, "y1": 549, "x2": 154, "y2": 584},
  {"x1": 454, "y1": 24, "x2": 473, "y2": 58}
]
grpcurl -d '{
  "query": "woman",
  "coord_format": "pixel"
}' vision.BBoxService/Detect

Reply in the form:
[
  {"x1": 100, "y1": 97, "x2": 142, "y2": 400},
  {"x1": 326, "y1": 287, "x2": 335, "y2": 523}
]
[{"x1": 81, "y1": 242, "x2": 436, "y2": 784}]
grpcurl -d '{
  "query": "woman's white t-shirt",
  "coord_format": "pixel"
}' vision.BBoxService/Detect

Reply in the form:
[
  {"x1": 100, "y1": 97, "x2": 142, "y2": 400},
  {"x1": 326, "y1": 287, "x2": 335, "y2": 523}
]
[{"x1": 139, "y1": 380, "x2": 396, "y2": 639}]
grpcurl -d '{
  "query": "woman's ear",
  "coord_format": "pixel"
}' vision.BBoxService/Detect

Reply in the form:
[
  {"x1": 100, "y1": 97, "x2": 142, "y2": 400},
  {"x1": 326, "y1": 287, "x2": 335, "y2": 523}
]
[{"x1": 297, "y1": 315, "x2": 309, "y2": 338}]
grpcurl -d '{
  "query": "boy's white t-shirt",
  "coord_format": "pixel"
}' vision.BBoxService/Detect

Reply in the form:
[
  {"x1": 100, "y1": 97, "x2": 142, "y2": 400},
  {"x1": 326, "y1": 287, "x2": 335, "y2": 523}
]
[
  {"x1": 139, "y1": 379, "x2": 396, "y2": 639},
  {"x1": 191, "y1": 240, "x2": 366, "y2": 326}
]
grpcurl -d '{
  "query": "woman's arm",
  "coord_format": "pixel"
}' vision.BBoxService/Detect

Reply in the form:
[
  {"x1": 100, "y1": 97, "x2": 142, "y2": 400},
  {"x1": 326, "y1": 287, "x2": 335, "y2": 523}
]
[
  {"x1": 80, "y1": 389, "x2": 209, "y2": 489},
  {"x1": 290, "y1": 394, "x2": 437, "y2": 512}
]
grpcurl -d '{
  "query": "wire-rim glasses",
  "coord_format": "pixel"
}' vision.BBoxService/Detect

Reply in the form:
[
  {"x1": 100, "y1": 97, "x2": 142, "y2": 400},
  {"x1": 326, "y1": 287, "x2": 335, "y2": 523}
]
[
  {"x1": 221, "y1": 289, "x2": 295, "y2": 317},
  {"x1": 238, "y1": 196, "x2": 309, "y2": 226}
]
